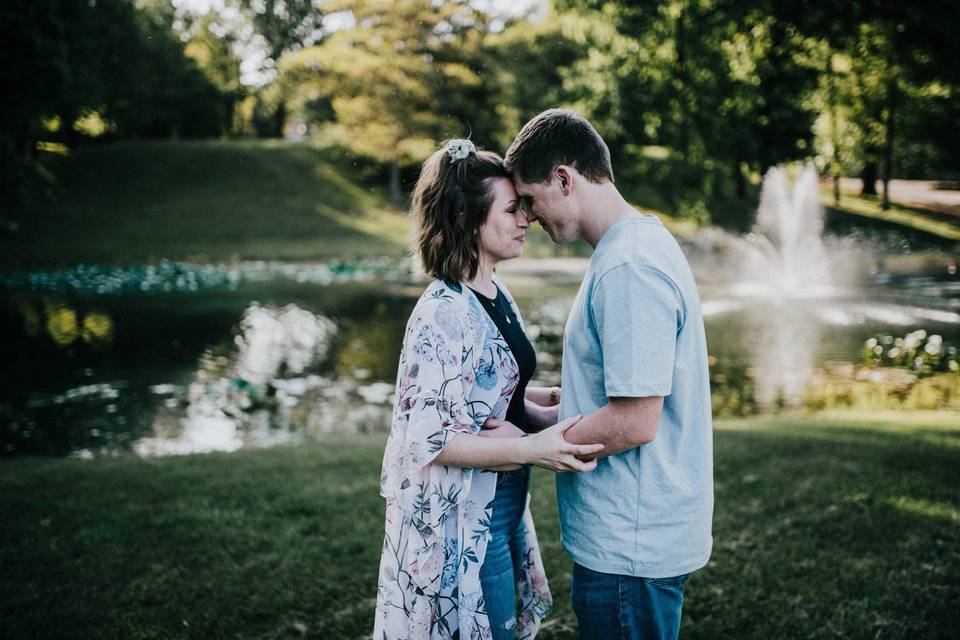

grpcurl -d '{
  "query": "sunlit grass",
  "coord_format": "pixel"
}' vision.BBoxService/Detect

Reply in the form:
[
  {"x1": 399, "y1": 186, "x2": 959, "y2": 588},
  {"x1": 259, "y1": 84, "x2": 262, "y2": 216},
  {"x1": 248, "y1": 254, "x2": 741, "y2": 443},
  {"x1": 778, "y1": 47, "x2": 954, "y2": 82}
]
[
  {"x1": 823, "y1": 191, "x2": 960, "y2": 242},
  {"x1": 1, "y1": 140, "x2": 411, "y2": 272},
  {"x1": 2, "y1": 410, "x2": 958, "y2": 639}
]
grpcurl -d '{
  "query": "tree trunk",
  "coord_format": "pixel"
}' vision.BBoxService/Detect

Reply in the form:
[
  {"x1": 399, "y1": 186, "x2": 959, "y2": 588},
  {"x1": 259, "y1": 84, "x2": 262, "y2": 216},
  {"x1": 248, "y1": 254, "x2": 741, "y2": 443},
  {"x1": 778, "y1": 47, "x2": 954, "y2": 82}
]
[
  {"x1": 826, "y1": 53, "x2": 841, "y2": 207},
  {"x1": 861, "y1": 163, "x2": 878, "y2": 196},
  {"x1": 881, "y1": 50, "x2": 897, "y2": 211},
  {"x1": 272, "y1": 101, "x2": 286, "y2": 138},
  {"x1": 224, "y1": 93, "x2": 237, "y2": 138},
  {"x1": 734, "y1": 161, "x2": 747, "y2": 198},
  {"x1": 389, "y1": 159, "x2": 402, "y2": 206}
]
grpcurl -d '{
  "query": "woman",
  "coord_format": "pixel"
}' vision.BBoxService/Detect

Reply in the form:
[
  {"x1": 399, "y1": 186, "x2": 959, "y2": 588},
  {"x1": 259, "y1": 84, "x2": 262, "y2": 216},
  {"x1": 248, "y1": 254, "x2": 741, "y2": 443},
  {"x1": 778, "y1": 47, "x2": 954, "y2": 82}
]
[{"x1": 374, "y1": 139, "x2": 603, "y2": 640}]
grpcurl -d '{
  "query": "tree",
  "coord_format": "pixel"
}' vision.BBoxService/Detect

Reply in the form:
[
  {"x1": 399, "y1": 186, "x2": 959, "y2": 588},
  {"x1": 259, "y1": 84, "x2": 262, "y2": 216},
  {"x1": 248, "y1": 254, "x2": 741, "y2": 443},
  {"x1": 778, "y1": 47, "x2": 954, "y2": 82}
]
[
  {"x1": 0, "y1": 0, "x2": 227, "y2": 213},
  {"x1": 225, "y1": 0, "x2": 327, "y2": 136},
  {"x1": 184, "y1": 14, "x2": 246, "y2": 136},
  {"x1": 279, "y1": 0, "x2": 503, "y2": 203}
]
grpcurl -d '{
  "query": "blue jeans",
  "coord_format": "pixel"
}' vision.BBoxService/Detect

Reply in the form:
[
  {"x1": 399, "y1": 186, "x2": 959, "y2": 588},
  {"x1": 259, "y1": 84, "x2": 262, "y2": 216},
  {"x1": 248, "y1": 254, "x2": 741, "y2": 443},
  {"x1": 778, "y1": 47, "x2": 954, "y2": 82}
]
[
  {"x1": 479, "y1": 466, "x2": 530, "y2": 640},
  {"x1": 571, "y1": 562, "x2": 689, "y2": 640}
]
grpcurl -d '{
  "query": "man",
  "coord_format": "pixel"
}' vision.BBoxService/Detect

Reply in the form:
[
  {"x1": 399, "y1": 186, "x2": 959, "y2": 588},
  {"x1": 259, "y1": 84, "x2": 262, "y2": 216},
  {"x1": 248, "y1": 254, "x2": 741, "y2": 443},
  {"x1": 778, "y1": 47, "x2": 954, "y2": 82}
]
[{"x1": 504, "y1": 109, "x2": 713, "y2": 640}]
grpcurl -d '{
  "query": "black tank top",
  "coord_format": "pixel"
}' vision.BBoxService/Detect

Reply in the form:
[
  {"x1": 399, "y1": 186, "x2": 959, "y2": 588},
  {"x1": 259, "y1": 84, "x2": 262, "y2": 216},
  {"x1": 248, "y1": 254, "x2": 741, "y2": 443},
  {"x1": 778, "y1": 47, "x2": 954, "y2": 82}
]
[{"x1": 468, "y1": 284, "x2": 537, "y2": 432}]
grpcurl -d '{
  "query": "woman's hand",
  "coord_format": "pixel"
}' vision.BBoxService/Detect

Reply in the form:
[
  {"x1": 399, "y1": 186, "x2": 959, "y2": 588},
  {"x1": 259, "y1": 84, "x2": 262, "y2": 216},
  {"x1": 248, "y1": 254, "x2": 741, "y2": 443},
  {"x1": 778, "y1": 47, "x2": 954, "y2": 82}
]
[
  {"x1": 519, "y1": 415, "x2": 603, "y2": 472},
  {"x1": 479, "y1": 418, "x2": 526, "y2": 438},
  {"x1": 525, "y1": 385, "x2": 561, "y2": 407},
  {"x1": 524, "y1": 387, "x2": 561, "y2": 430},
  {"x1": 525, "y1": 400, "x2": 559, "y2": 431}
]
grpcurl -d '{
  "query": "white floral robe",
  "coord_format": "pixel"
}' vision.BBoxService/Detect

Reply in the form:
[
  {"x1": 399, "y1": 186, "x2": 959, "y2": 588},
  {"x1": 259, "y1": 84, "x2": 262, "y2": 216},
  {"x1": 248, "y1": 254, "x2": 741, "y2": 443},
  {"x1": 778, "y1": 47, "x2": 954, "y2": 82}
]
[{"x1": 374, "y1": 277, "x2": 552, "y2": 640}]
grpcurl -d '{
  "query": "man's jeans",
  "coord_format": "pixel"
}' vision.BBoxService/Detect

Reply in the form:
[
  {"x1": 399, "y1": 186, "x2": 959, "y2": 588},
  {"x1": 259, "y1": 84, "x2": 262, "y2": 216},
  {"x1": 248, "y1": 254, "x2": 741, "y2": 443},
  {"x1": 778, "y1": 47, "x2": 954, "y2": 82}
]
[
  {"x1": 479, "y1": 466, "x2": 531, "y2": 640},
  {"x1": 571, "y1": 562, "x2": 689, "y2": 640}
]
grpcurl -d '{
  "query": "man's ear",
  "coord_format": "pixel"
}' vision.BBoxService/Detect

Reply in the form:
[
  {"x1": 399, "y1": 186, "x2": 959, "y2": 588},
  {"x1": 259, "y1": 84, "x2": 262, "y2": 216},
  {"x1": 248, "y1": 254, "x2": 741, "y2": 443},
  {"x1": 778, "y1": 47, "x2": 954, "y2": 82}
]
[{"x1": 556, "y1": 165, "x2": 574, "y2": 196}]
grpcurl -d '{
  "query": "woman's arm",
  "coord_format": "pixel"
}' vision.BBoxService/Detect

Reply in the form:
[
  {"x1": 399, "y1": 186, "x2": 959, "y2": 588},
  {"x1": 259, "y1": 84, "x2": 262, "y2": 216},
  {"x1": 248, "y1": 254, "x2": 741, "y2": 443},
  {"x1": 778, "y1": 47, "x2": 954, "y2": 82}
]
[
  {"x1": 525, "y1": 385, "x2": 560, "y2": 407},
  {"x1": 434, "y1": 416, "x2": 603, "y2": 472},
  {"x1": 524, "y1": 386, "x2": 561, "y2": 431},
  {"x1": 524, "y1": 399, "x2": 558, "y2": 432}
]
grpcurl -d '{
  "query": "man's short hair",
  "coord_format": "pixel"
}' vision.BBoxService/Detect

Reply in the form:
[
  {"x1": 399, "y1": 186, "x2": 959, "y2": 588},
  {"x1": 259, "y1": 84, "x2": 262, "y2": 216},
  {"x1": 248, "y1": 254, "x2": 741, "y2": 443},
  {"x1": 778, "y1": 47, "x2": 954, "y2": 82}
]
[{"x1": 504, "y1": 108, "x2": 614, "y2": 185}]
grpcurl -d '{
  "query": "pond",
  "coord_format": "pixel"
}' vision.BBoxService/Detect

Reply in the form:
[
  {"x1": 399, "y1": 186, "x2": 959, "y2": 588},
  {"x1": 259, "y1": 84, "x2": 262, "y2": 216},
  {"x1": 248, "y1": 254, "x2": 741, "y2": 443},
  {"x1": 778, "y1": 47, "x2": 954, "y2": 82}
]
[{"x1": 1, "y1": 227, "x2": 958, "y2": 458}]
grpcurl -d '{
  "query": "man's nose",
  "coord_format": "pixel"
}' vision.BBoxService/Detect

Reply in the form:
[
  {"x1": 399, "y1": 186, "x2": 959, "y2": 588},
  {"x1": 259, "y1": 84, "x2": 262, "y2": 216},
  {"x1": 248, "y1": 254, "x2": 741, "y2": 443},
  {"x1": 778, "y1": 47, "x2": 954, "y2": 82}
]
[{"x1": 516, "y1": 209, "x2": 531, "y2": 227}]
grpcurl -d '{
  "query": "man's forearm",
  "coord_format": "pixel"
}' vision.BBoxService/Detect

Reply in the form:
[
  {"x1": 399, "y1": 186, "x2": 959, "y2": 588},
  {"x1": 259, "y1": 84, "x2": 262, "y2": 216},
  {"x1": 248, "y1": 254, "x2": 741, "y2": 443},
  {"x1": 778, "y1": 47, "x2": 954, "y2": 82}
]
[{"x1": 563, "y1": 396, "x2": 663, "y2": 459}]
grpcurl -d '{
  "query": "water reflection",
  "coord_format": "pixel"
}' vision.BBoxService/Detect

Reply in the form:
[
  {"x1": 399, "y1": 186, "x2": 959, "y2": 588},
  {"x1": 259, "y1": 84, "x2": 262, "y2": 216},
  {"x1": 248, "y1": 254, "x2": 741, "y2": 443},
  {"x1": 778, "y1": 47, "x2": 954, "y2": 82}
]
[
  {"x1": 743, "y1": 302, "x2": 823, "y2": 408},
  {"x1": 2, "y1": 251, "x2": 958, "y2": 457},
  {"x1": 135, "y1": 303, "x2": 338, "y2": 456},
  {"x1": 14, "y1": 298, "x2": 115, "y2": 347}
]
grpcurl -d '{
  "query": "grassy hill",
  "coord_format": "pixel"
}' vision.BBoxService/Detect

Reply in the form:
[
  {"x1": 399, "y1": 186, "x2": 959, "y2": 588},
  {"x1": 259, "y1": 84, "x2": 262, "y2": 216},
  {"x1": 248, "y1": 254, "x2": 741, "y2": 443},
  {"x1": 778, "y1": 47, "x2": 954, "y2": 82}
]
[
  {"x1": 0, "y1": 140, "x2": 413, "y2": 272},
  {"x1": 4, "y1": 141, "x2": 954, "y2": 275},
  {"x1": 0, "y1": 140, "x2": 712, "y2": 273}
]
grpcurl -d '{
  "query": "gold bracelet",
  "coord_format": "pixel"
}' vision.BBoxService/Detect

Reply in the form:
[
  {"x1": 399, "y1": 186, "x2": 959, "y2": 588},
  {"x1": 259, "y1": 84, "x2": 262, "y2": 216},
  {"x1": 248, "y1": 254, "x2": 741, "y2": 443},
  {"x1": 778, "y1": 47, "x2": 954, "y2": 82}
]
[{"x1": 549, "y1": 386, "x2": 561, "y2": 405}]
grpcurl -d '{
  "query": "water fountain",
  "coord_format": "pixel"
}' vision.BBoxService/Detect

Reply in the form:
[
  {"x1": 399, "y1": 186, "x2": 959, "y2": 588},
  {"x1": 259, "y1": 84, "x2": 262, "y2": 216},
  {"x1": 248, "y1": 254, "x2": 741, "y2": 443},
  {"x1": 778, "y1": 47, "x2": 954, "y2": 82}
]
[
  {"x1": 699, "y1": 163, "x2": 960, "y2": 408},
  {"x1": 735, "y1": 163, "x2": 833, "y2": 298}
]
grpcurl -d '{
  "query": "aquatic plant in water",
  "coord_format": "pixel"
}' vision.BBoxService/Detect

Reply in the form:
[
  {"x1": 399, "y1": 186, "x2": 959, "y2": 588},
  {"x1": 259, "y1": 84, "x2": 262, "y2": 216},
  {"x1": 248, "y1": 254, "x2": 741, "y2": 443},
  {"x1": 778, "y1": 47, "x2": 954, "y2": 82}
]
[{"x1": 863, "y1": 330, "x2": 959, "y2": 376}]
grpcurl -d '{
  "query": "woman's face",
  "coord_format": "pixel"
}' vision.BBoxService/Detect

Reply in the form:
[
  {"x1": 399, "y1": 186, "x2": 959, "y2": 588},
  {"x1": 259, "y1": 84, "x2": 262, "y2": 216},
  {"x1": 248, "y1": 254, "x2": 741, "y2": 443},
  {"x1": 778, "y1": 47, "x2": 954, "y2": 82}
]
[{"x1": 477, "y1": 177, "x2": 530, "y2": 266}]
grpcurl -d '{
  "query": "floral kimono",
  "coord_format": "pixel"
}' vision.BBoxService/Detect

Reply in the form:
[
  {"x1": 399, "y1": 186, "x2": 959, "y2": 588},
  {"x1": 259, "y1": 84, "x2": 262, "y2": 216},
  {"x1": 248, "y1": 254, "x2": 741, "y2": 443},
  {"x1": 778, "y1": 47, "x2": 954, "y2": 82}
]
[{"x1": 374, "y1": 277, "x2": 552, "y2": 640}]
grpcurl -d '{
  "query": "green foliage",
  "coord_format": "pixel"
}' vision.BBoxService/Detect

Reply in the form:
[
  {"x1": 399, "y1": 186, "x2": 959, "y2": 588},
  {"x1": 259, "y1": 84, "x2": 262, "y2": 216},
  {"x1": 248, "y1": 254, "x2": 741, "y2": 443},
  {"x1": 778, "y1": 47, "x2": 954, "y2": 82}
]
[
  {"x1": 799, "y1": 332, "x2": 960, "y2": 412},
  {"x1": 0, "y1": 0, "x2": 231, "y2": 212},
  {"x1": 863, "y1": 330, "x2": 959, "y2": 376},
  {"x1": 805, "y1": 369, "x2": 960, "y2": 412},
  {"x1": 228, "y1": 0, "x2": 325, "y2": 65},
  {"x1": 5, "y1": 0, "x2": 960, "y2": 223},
  {"x1": 280, "y1": 1, "x2": 502, "y2": 164},
  {"x1": 709, "y1": 359, "x2": 758, "y2": 417}
]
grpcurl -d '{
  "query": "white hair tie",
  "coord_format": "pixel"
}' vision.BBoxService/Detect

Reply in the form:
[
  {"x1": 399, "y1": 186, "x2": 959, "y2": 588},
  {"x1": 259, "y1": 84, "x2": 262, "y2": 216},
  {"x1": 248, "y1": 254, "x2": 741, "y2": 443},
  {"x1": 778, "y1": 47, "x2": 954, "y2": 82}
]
[{"x1": 446, "y1": 139, "x2": 475, "y2": 162}]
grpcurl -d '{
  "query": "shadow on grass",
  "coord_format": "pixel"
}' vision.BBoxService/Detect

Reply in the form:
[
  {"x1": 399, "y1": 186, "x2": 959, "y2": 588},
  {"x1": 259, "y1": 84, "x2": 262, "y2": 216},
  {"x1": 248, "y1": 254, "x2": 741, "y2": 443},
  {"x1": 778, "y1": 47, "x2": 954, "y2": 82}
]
[{"x1": 1, "y1": 415, "x2": 958, "y2": 639}]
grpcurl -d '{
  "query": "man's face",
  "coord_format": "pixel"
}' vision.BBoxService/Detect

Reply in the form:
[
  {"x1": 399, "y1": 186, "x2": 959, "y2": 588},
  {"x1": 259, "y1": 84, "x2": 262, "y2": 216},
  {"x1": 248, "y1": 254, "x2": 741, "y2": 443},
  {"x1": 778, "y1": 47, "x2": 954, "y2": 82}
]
[{"x1": 513, "y1": 173, "x2": 578, "y2": 244}]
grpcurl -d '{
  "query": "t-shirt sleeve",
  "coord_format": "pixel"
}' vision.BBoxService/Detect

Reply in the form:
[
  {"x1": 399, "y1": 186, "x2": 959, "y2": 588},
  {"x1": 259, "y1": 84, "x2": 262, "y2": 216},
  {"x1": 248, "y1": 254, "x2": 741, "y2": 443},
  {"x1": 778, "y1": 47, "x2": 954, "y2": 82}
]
[{"x1": 590, "y1": 262, "x2": 684, "y2": 398}]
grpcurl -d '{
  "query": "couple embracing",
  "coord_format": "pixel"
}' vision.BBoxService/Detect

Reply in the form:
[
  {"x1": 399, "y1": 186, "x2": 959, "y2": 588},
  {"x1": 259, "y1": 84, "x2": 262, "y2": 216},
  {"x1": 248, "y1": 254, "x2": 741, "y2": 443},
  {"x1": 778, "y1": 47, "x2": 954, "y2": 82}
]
[{"x1": 373, "y1": 110, "x2": 714, "y2": 640}]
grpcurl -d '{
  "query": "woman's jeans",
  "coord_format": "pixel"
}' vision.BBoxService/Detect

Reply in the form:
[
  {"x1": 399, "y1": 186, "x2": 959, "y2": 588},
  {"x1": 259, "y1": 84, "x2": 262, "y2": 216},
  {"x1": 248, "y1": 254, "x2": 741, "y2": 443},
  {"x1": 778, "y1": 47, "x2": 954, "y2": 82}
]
[
  {"x1": 571, "y1": 562, "x2": 689, "y2": 640},
  {"x1": 479, "y1": 465, "x2": 530, "y2": 640}
]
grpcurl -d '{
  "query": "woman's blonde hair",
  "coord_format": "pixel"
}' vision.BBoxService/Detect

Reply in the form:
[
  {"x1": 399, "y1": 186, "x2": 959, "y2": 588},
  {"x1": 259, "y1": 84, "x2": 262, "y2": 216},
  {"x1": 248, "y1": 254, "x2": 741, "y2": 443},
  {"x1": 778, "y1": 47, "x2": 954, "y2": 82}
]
[{"x1": 411, "y1": 142, "x2": 510, "y2": 282}]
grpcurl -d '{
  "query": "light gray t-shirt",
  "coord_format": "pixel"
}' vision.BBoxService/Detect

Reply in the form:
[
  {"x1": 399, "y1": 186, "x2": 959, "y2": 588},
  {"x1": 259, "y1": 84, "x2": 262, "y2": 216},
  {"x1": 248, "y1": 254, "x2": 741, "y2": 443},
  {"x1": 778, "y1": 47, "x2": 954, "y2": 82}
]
[{"x1": 556, "y1": 213, "x2": 714, "y2": 578}]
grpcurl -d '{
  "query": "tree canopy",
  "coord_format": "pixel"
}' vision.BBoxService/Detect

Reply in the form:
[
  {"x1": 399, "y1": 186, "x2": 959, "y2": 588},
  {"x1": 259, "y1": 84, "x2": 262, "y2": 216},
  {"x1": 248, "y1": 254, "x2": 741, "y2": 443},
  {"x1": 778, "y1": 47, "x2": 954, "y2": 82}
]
[{"x1": 5, "y1": 0, "x2": 958, "y2": 218}]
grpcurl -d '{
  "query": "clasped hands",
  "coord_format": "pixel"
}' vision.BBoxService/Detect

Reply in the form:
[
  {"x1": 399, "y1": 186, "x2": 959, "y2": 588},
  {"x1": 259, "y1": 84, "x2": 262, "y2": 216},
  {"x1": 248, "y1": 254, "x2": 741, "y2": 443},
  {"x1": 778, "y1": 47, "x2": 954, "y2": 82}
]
[{"x1": 479, "y1": 415, "x2": 603, "y2": 472}]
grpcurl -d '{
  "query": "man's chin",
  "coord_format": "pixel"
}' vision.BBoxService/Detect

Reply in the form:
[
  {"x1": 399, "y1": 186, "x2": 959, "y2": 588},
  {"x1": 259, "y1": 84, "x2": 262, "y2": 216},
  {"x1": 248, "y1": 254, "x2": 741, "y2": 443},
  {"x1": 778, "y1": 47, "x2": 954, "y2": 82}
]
[{"x1": 541, "y1": 224, "x2": 561, "y2": 244}]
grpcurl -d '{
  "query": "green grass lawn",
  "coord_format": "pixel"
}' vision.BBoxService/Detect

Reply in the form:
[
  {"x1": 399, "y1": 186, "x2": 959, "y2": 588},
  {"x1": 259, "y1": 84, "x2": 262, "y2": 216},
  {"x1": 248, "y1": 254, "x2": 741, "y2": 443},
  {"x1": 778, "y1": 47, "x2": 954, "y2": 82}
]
[
  {"x1": 824, "y1": 192, "x2": 960, "y2": 243},
  {"x1": 2, "y1": 411, "x2": 958, "y2": 639},
  {"x1": 0, "y1": 140, "x2": 412, "y2": 272}
]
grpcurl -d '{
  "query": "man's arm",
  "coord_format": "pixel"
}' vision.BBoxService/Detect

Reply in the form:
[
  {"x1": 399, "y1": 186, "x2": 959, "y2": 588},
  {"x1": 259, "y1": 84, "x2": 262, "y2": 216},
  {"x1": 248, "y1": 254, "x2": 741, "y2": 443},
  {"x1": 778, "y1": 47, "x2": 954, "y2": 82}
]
[{"x1": 562, "y1": 396, "x2": 664, "y2": 459}]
